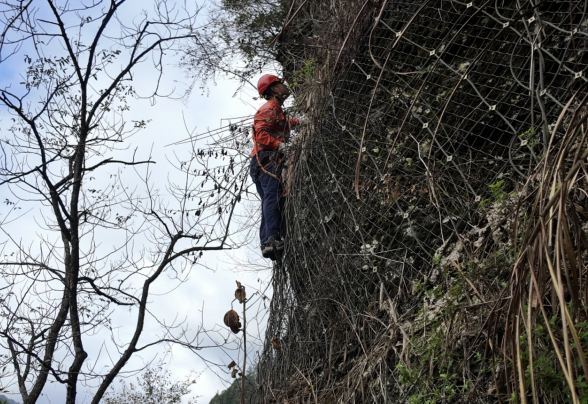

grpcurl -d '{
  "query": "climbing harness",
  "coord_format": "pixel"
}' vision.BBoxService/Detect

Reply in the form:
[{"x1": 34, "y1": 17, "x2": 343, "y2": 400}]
[{"x1": 252, "y1": 126, "x2": 291, "y2": 196}]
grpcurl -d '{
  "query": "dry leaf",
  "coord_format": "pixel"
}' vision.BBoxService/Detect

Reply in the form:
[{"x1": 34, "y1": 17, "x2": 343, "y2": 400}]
[
  {"x1": 272, "y1": 335, "x2": 281, "y2": 351},
  {"x1": 238, "y1": 372, "x2": 243, "y2": 377},
  {"x1": 227, "y1": 360, "x2": 236, "y2": 369},
  {"x1": 223, "y1": 310, "x2": 241, "y2": 333},
  {"x1": 531, "y1": 291, "x2": 540, "y2": 308},
  {"x1": 235, "y1": 280, "x2": 246, "y2": 303},
  {"x1": 231, "y1": 368, "x2": 238, "y2": 378},
  {"x1": 235, "y1": 288, "x2": 246, "y2": 303}
]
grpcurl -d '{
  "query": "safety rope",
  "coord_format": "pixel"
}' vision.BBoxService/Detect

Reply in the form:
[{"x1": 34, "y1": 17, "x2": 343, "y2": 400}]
[{"x1": 252, "y1": 127, "x2": 287, "y2": 196}]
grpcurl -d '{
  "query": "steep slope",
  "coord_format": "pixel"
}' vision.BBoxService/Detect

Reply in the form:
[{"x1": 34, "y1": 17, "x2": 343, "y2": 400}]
[{"x1": 256, "y1": 1, "x2": 588, "y2": 403}]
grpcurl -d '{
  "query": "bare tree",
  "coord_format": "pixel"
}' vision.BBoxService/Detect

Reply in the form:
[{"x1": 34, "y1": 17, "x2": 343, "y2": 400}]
[
  {"x1": 0, "y1": 1, "x2": 249, "y2": 403},
  {"x1": 103, "y1": 360, "x2": 199, "y2": 404}
]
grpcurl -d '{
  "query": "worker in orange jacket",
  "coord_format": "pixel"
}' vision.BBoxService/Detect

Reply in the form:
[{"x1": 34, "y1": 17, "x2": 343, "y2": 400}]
[{"x1": 250, "y1": 74, "x2": 299, "y2": 260}]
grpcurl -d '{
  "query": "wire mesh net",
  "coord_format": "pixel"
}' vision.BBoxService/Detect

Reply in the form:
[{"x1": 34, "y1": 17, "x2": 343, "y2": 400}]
[{"x1": 254, "y1": 0, "x2": 588, "y2": 402}]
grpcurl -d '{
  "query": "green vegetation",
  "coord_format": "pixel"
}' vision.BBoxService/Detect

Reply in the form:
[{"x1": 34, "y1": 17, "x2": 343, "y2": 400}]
[
  {"x1": 489, "y1": 179, "x2": 509, "y2": 202},
  {"x1": 220, "y1": 0, "x2": 285, "y2": 51},
  {"x1": 182, "y1": 0, "x2": 287, "y2": 88},
  {"x1": 399, "y1": 238, "x2": 518, "y2": 404},
  {"x1": 288, "y1": 59, "x2": 317, "y2": 90},
  {"x1": 396, "y1": 363, "x2": 419, "y2": 385},
  {"x1": 0, "y1": 395, "x2": 19, "y2": 404},
  {"x1": 404, "y1": 157, "x2": 415, "y2": 168},
  {"x1": 479, "y1": 178, "x2": 514, "y2": 208},
  {"x1": 209, "y1": 370, "x2": 259, "y2": 404},
  {"x1": 518, "y1": 127, "x2": 538, "y2": 148},
  {"x1": 514, "y1": 317, "x2": 588, "y2": 403}
]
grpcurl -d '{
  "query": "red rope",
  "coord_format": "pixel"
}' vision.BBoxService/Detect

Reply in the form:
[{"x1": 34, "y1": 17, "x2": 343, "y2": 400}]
[{"x1": 252, "y1": 127, "x2": 287, "y2": 196}]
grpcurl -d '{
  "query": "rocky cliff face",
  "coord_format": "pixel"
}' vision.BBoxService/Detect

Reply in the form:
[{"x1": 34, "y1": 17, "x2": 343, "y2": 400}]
[{"x1": 258, "y1": 1, "x2": 588, "y2": 403}]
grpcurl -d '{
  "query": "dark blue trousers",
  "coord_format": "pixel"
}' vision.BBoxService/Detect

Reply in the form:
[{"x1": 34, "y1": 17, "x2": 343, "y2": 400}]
[{"x1": 250, "y1": 151, "x2": 284, "y2": 246}]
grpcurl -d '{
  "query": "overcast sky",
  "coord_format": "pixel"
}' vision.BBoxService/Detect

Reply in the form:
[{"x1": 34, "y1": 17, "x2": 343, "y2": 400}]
[{"x1": 0, "y1": 1, "x2": 281, "y2": 402}]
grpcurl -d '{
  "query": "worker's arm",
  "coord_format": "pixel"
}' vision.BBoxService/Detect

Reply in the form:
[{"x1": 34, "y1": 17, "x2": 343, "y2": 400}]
[{"x1": 278, "y1": 118, "x2": 299, "y2": 152}]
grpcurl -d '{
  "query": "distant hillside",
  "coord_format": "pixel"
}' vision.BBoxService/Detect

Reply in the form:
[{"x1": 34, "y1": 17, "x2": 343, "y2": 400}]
[
  {"x1": 0, "y1": 395, "x2": 20, "y2": 404},
  {"x1": 209, "y1": 374, "x2": 258, "y2": 404}
]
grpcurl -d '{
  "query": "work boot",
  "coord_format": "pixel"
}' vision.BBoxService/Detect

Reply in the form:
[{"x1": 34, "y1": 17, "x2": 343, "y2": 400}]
[
  {"x1": 261, "y1": 244, "x2": 276, "y2": 260},
  {"x1": 262, "y1": 234, "x2": 284, "y2": 260}
]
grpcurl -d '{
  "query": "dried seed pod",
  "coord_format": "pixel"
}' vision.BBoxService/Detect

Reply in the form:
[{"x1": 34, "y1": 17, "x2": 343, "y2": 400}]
[
  {"x1": 235, "y1": 280, "x2": 246, "y2": 303},
  {"x1": 231, "y1": 368, "x2": 238, "y2": 378},
  {"x1": 272, "y1": 335, "x2": 281, "y2": 351},
  {"x1": 227, "y1": 360, "x2": 236, "y2": 369},
  {"x1": 223, "y1": 310, "x2": 241, "y2": 332}
]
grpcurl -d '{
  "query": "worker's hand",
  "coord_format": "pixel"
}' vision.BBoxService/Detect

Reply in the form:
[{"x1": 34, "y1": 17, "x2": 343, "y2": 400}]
[{"x1": 278, "y1": 142, "x2": 291, "y2": 154}]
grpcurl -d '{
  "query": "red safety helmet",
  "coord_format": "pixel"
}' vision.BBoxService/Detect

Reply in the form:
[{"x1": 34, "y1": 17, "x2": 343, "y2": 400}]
[{"x1": 257, "y1": 74, "x2": 283, "y2": 97}]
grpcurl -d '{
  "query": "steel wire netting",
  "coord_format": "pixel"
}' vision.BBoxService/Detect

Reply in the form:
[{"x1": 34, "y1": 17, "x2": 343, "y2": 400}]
[{"x1": 252, "y1": 0, "x2": 588, "y2": 403}]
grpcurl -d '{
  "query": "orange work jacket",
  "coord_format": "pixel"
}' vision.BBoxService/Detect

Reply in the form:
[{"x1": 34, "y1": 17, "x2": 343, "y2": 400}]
[{"x1": 251, "y1": 99, "x2": 299, "y2": 157}]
